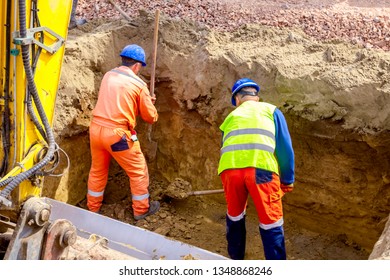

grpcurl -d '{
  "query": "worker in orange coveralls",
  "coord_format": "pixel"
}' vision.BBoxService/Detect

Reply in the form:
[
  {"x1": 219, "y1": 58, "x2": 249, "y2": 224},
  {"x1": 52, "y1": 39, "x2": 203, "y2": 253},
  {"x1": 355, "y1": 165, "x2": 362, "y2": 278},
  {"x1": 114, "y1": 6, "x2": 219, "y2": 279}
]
[
  {"x1": 218, "y1": 78, "x2": 295, "y2": 260},
  {"x1": 87, "y1": 44, "x2": 160, "y2": 221}
]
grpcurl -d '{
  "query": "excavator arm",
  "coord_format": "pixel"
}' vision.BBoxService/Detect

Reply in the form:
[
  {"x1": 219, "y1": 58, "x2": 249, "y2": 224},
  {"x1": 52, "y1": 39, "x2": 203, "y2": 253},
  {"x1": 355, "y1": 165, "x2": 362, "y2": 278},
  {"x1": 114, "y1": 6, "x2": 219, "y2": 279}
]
[
  {"x1": 0, "y1": 0, "x2": 73, "y2": 259},
  {"x1": 0, "y1": 0, "x2": 71, "y2": 208}
]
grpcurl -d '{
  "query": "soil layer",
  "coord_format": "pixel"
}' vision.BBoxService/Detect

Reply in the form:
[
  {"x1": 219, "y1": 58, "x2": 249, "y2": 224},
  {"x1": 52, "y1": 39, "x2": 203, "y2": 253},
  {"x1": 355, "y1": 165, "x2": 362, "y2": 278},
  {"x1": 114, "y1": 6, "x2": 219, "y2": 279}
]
[{"x1": 45, "y1": 5, "x2": 390, "y2": 259}]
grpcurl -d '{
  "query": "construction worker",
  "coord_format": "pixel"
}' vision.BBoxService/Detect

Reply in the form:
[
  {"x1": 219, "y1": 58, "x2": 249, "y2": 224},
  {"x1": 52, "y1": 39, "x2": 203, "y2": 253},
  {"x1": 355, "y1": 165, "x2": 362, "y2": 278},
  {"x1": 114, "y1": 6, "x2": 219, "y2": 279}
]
[
  {"x1": 68, "y1": 0, "x2": 87, "y2": 30},
  {"x1": 87, "y1": 44, "x2": 160, "y2": 221},
  {"x1": 218, "y1": 78, "x2": 295, "y2": 260}
]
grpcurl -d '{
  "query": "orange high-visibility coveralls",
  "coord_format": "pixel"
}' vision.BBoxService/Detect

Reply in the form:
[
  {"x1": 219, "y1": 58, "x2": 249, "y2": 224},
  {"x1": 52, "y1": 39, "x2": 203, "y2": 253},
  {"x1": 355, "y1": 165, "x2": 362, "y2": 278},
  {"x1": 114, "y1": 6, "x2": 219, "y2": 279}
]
[{"x1": 87, "y1": 66, "x2": 158, "y2": 216}]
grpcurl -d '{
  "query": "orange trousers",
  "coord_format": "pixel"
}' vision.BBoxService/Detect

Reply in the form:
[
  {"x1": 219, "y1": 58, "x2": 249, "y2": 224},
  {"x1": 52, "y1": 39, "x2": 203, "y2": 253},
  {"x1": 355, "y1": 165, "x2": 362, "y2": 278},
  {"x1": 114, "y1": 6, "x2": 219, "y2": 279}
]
[
  {"x1": 220, "y1": 167, "x2": 284, "y2": 228},
  {"x1": 87, "y1": 122, "x2": 150, "y2": 216}
]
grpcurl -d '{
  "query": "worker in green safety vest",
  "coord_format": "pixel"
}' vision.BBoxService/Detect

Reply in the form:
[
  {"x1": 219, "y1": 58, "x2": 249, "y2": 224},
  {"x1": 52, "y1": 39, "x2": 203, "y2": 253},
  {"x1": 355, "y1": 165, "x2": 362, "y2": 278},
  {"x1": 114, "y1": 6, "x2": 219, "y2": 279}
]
[{"x1": 218, "y1": 78, "x2": 295, "y2": 260}]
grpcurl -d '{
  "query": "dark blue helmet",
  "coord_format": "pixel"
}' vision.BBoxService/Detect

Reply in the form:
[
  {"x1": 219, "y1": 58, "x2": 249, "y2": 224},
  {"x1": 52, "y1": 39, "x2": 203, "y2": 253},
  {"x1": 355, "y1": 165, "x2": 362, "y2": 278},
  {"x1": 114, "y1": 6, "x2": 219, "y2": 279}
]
[
  {"x1": 231, "y1": 78, "x2": 260, "y2": 106},
  {"x1": 120, "y1": 44, "x2": 146, "y2": 66}
]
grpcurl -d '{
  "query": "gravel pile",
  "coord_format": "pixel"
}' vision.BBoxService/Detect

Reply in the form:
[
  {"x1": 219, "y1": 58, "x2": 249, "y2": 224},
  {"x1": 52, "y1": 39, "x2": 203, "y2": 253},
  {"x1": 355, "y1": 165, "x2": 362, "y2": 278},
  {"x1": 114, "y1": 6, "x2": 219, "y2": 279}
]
[{"x1": 76, "y1": 0, "x2": 390, "y2": 51}]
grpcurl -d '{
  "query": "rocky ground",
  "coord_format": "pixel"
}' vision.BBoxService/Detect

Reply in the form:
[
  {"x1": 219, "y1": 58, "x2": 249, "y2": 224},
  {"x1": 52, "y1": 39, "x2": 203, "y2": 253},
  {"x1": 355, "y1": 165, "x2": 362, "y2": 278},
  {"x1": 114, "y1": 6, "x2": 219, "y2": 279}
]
[
  {"x1": 75, "y1": 0, "x2": 390, "y2": 51},
  {"x1": 75, "y1": 170, "x2": 369, "y2": 260}
]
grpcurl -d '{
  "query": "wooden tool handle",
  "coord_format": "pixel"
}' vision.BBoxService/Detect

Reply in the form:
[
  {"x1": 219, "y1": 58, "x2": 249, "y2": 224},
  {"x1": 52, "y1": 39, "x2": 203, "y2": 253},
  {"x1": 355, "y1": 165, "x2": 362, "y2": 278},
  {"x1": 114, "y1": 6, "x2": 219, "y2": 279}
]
[
  {"x1": 108, "y1": 0, "x2": 131, "y2": 21},
  {"x1": 188, "y1": 189, "x2": 224, "y2": 196},
  {"x1": 150, "y1": 10, "x2": 160, "y2": 97}
]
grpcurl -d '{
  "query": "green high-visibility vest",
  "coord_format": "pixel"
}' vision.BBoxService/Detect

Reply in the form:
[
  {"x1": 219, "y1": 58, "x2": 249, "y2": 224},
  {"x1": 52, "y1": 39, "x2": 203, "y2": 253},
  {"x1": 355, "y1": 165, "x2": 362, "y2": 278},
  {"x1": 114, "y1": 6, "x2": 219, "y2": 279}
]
[{"x1": 218, "y1": 101, "x2": 279, "y2": 175}]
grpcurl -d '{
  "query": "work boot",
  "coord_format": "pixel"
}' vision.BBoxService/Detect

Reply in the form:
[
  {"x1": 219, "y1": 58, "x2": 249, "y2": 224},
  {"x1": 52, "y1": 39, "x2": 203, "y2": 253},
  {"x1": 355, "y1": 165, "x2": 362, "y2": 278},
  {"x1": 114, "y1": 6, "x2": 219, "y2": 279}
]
[
  {"x1": 68, "y1": 18, "x2": 87, "y2": 30},
  {"x1": 134, "y1": 201, "x2": 160, "y2": 221}
]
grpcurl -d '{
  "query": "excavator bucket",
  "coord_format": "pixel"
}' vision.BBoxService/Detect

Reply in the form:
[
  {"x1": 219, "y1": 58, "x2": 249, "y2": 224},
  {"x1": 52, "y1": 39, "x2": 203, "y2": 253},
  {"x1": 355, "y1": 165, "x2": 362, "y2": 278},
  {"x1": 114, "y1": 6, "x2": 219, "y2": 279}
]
[
  {"x1": 3, "y1": 197, "x2": 228, "y2": 260},
  {"x1": 45, "y1": 198, "x2": 228, "y2": 260}
]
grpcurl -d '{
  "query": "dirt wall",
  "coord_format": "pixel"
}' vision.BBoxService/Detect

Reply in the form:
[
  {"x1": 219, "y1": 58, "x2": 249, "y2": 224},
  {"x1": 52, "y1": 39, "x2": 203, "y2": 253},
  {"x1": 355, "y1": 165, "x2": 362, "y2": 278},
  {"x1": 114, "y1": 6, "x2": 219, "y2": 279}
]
[{"x1": 47, "y1": 14, "x2": 390, "y2": 252}]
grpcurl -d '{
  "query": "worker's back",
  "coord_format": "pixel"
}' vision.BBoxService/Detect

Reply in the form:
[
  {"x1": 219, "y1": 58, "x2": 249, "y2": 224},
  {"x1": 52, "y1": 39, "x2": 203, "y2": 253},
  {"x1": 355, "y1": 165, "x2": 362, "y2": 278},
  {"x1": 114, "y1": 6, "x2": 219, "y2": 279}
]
[{"x1": 92, "y1": 66, "x2": 158, "y2": 129}]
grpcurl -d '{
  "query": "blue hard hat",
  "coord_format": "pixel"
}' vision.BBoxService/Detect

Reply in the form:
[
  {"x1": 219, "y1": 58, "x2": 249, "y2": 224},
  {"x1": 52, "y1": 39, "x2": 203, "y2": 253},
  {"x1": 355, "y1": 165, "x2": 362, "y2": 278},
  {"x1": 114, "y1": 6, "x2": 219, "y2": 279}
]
[
  {"x1": 120, "y1": 44, "x2": 146, "y2": 66},
  {"x1": 231, "y1": 78, "x2": 260, "y2": 106}
]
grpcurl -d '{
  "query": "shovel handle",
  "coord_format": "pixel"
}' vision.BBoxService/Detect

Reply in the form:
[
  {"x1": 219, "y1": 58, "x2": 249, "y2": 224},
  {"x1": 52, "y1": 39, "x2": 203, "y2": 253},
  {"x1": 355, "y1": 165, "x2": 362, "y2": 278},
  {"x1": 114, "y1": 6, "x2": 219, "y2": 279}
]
[
  {"x1": 108, "y1": 0, "x2": 132, "y2": 22},
  {"x1": 188, "y1": 189, "x2": 224, "y2": 196},
  {"x1": 150, "y1": 9, "x2": 160, "y2": 97}
]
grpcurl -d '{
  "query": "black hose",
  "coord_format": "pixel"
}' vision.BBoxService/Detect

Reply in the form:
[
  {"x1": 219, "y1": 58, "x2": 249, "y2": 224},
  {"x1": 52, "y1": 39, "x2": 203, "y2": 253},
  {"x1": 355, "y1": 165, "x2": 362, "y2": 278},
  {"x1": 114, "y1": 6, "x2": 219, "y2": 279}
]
[
  {"x1": 0, "y1": 0, "x2": 57, "y2": 199},
  {"x1": 27, "y1": 0, "x2": 47, "y2": 141}
]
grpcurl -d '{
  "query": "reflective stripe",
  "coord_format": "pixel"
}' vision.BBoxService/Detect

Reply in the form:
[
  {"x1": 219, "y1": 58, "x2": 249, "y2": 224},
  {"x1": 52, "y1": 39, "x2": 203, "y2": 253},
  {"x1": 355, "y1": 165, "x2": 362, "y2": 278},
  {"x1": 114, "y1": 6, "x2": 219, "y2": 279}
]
[
  {"x1": 132, "y1": 193, "x2": 149, "y2": 201},
  {"x1": 88, "y1": 189, "x2": 104, "y2": 197},
  {"x1": 110, "y1": 69, "x2": 145, "y2": 88},
  {"x1": 223, "y1": 128, "x2": 275, "y2": 143},
  {"x1": 259, "y1": 217, "x2": 284, "y2": 230},
  {"x1": 221, "y1": 143, "x2": 275, "y2": 155},
  {"x1": 227, "y1": 211, "x2": 246, "y2": 222}
]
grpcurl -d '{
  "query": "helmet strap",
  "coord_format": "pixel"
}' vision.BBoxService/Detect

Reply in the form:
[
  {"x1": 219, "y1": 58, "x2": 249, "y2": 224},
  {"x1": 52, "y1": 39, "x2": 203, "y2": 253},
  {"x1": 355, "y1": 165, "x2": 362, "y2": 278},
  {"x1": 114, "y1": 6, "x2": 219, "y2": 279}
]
[{"x1": 238, "y1": 90, "x2": 258, "y2": 97}]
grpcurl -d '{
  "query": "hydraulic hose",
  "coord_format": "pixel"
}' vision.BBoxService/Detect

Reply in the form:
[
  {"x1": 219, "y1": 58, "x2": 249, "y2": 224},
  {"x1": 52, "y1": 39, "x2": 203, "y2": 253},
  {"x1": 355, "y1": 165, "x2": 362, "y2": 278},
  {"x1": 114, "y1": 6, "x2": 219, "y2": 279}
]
[
  {"x1": 27, "y1": 0, "x2": 47, "y2": 141},
  {"x1": 0, "y1": 177, "x2": 14, "y2": 187},
  {"x1": 26, "y1": 89, "x2": 48, "y2": 141},
  {"x1": 0, "y1": 0, "x2": 57, "y2": 199}
]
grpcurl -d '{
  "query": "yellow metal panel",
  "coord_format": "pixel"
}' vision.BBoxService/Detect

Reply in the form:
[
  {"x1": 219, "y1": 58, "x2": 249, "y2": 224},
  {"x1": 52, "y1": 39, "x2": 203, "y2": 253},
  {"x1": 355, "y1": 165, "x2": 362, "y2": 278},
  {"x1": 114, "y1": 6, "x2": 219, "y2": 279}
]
[
  {"x1": 1, "y1": 0, "x2": 73, "y2": 205},
  {"x1": 0, "y1": 0, "x2": 9, "y2": 166}
]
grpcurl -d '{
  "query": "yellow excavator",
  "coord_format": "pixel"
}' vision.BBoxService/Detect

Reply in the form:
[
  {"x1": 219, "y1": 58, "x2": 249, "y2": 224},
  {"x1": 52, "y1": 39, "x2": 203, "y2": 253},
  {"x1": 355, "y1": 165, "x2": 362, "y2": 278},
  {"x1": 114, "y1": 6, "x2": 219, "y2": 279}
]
[{"x1": 0, "y1": 0, "x2": 227, "y2": 260}]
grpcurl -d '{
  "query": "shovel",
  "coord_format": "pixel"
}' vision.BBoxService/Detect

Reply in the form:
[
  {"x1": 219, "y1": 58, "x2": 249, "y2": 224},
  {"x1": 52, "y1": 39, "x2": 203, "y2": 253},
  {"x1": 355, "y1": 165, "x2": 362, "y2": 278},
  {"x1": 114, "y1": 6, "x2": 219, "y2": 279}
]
[
  {"x1": 187, "y1": 189, "x2": 224, "y2": 196},
  {"x1": 165, "y1": 189, "x2": 224, "y2": 200},
  {"x1": 144, "y1": 9, "x2": 159, "y2": 162},
  {"x1": 163, "y1": 178, "x2": 224, "y2": 199}
]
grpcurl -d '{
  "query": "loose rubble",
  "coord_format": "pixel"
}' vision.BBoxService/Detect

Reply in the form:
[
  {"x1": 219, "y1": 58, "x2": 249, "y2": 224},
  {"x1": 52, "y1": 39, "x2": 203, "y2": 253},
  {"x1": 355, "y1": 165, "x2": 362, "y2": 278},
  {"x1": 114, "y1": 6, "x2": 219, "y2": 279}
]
[{"x1": 76, "y1": 0, "x2": 390, "y2": 51}]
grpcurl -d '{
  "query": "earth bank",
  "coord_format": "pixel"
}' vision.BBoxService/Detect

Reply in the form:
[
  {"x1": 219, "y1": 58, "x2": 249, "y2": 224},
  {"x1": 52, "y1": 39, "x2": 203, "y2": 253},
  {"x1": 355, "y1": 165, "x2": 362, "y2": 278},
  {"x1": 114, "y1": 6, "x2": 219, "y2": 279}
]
[{"x1": 44, "y1": 13, "x2": 390, "y2": 259}]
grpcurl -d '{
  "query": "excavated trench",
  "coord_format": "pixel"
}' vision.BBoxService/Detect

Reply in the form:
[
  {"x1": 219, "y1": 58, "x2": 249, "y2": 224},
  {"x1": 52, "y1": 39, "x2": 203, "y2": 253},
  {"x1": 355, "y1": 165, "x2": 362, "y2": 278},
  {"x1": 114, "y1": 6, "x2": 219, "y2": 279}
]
[{"x1": 43, "y1": 15, "x2": 390, "y2": 260}]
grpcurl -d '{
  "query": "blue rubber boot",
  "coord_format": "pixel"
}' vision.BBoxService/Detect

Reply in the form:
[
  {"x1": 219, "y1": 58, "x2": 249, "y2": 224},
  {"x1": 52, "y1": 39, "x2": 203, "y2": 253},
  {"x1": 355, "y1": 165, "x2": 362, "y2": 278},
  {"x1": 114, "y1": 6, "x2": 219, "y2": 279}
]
[
  {"x1": 259, "y1": 226, "x2": 286, "y2": 260},
  {"x1": 226, "y1": 215, "x2": 246, "y2": 260}
]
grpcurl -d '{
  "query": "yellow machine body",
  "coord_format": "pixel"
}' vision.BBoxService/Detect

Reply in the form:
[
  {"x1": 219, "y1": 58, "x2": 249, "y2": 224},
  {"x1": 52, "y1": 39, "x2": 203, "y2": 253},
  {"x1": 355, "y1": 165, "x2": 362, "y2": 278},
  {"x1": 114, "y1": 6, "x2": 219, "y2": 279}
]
[{"x1": 0, "y1": 0, "x2": 72, "y2": 209}]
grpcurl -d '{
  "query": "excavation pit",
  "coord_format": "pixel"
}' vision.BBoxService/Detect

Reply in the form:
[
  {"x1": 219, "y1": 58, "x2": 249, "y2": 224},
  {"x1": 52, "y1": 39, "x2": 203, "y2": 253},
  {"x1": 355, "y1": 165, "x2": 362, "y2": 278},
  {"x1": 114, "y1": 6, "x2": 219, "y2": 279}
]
[{"x1": 44, "y1": 15, "x2": 390, "y2": 260}]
